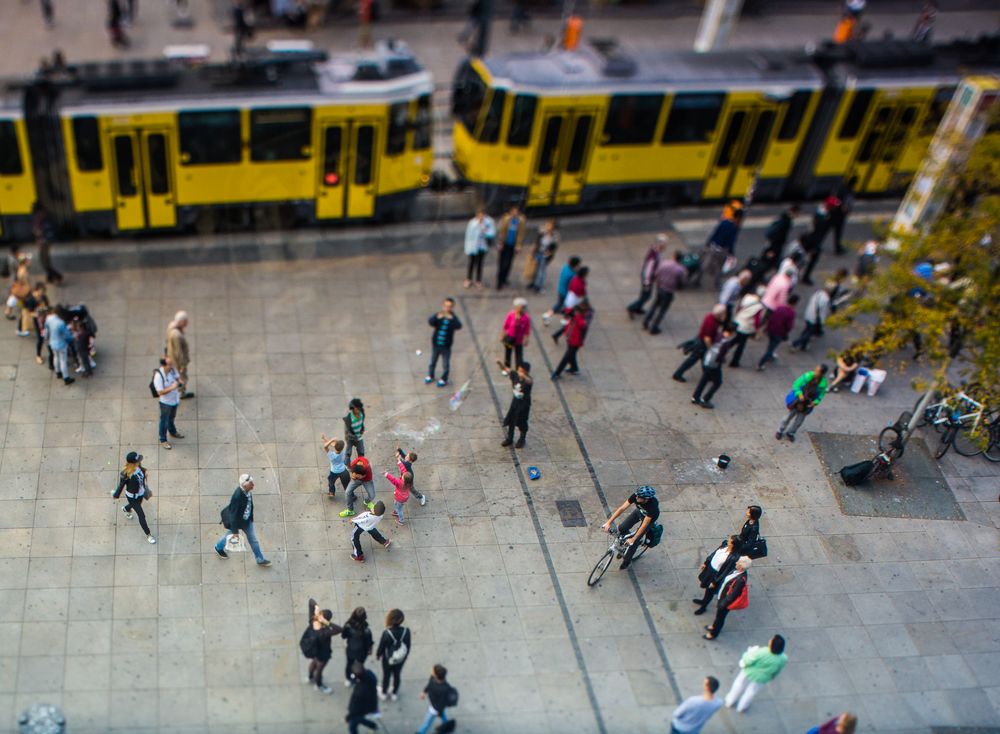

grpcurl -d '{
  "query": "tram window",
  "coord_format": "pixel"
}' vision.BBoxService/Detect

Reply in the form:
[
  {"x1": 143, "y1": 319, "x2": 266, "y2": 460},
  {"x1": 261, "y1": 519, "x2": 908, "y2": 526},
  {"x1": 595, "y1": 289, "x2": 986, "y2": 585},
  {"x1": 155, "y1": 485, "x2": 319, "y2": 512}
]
[
  {"x1": 355, "y1": 125, "x2": 374, "y2": 186},
  {"x1": 777, "y1": 90, "x2": 810, "y2": 141},
  {"x1": 661, "y1": 93, "x2": 724, "y2": 144},
  {"x1": 413, "y1": 95, "x2": 432, "y2": 150},
  {"x1": 566, "y1": 115, "x2": 592, "y2": 173},
  {"x1": 857, "y1": 131, "x2": 878, "y2": 163},
  {"x1": 0, "y1": 121, "x2": 22, "y2": 175},
  {"x1": 113, "y1": 136, "x2": 136, "y2": 196},
  {"x1": 604, "y1": 94, "x2": 664, "y2": 145},
  {"x1": 478, "y1": 90, "x2": 506, "y2": 144},
  {"x1": 920, "y1": 86, "x2": 955, "y2": 137},
  {"x1": 838, "y1": 89, "x2": 874, "y2": 139},
  {"x1": 743, "y1": 110, "x2": 776, "y2": 166},
  {"x1": 322, "y1": 126, "x2": 342, "y2": 186},
  {"x1": 716, "y1": 110, "x2": 746, "y2": 167},
  {"x1": 537, "y1": 116, "x2": 562, "y2": 174},
  {"x1": 147, "y1": 134, "x2": 169, "y2": 195},
  {"x1": 452, "y1": 62, "x2": 487, "y2": 135},
  {"x1": 71, "y1": 117, "x2": 103, "y2": 172},
  {"x1": 250, "y1": 107, "x2": 311, "y2": 162},
  {"x1": 386, "y1": 102, "x2": 409, "y2": 156},
  {"x1": 881, "y1": 107, "x2": 918, "y2": 162},
  {"x1": 507, "y1": 94, "x2": 537, "y2": 147},
  {"x1": 179, "y1": 109, "x2": 241, "y2": 165}
]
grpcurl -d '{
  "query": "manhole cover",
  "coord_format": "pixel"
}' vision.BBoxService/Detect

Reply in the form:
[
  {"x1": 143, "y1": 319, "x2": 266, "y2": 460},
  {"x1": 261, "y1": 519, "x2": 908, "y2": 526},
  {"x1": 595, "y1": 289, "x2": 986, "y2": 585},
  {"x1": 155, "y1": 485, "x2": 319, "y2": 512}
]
[{"x1": 556, "y1": 500, "x2": 586, "y2": 527}]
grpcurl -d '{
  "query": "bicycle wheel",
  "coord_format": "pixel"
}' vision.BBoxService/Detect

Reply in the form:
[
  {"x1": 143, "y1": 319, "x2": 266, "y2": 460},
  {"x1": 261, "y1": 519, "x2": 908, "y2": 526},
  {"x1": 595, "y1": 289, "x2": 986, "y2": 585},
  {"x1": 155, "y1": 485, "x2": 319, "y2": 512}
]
[
  {"x1": 878, "y1": 426, "x2": 905, "y2": 458},
  {"x1": 587, "y1": 550, "x2": 614, "y2": 587},
  {"x1": 933, "y1": 426, "x2": 954, "y2": 459},
  {"x1": 953, "y1": 423, "x2": 986, "y2": 457},
  {"x1": 984, "y1": 432, "x2": 1000, "y2": 462},
  {"x1": 632, "y1": 542, "x2": 649, "y2": 563}
]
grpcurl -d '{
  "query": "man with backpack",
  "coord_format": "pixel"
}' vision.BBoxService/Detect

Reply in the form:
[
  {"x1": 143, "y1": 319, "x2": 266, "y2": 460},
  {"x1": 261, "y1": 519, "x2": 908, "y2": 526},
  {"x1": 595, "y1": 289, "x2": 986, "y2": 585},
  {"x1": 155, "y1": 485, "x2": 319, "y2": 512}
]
[
  {"x1": 418, "y1": 664, "x2": 458, "y2": 734},
  {"x1": 151, "y1": 356, "x2": 184, "y2": 450}
]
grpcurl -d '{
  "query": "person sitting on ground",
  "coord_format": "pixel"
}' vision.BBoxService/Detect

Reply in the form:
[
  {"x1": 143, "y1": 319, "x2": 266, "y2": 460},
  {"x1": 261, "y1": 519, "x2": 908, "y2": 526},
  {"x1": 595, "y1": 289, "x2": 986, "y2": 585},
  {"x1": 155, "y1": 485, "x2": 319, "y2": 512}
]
[{"x1": 828, "y1": 350, "x2": 860, "y2": 393}]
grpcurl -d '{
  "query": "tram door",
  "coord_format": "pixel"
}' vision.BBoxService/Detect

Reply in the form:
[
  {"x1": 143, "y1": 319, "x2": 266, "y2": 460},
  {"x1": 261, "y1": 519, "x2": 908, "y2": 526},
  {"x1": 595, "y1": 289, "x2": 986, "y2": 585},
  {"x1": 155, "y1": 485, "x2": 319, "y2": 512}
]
[
  {"x1": 528, "y1": 108, "x2": 597, "y2": 207},
  {"x1": 109, "y1": 129, "x2": 176, "y2": 230},
  {"x1": 703, "y1": 105, "x2": 778, "y2": 200},
  {"x1": 316, "y1": 120, "x2": 379, "y2": 220},
  {"x1": 852, "y1": 102, "x2": 921, "y2": 193}
]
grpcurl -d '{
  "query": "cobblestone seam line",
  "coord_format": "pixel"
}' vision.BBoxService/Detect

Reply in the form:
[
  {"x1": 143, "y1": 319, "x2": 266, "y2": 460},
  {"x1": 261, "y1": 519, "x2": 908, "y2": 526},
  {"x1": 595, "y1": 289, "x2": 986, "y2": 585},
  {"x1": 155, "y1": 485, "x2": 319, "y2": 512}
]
[
  {"x1": 535, "y1": 337, "x2": 684, "y2": 702},
  {"x1": 458, "y1": 295, "x2": 608, "y2": 734}
]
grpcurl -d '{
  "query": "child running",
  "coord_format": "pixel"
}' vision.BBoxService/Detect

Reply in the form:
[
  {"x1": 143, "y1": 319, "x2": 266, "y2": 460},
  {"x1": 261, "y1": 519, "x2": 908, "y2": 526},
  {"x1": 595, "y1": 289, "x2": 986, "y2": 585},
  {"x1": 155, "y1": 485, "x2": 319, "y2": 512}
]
[
  {"x1": 384, "y1": 465, "x2": 413, "y2": 526},
  {"x1": 321, "y1": 434, "x2": 350, "y2": 498},
  {"x1": 350, "y1": 501, "x2": 391, "y2": 562},
  {"x1": 396, "y1": 445, "x2": 426, "y2": 506}
]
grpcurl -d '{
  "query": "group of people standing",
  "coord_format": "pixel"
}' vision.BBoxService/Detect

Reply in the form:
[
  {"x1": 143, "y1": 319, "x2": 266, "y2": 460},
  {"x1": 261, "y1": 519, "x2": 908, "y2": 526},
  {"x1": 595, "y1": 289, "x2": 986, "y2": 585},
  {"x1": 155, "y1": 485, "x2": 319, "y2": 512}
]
[{"x1": 463, "y1": 205, "x2": 560, "y2": 293}]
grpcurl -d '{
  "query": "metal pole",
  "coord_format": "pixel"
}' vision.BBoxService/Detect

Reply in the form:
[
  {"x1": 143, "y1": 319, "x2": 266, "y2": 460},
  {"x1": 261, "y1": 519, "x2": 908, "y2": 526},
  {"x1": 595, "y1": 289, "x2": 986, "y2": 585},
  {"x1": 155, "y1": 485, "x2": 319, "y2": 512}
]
[
  {"x1": 903, "y1": 389, "x2": 934, "y2": 444},
  {"x1": 694, "y1": 0, "x2": 745, "y2": 53}
]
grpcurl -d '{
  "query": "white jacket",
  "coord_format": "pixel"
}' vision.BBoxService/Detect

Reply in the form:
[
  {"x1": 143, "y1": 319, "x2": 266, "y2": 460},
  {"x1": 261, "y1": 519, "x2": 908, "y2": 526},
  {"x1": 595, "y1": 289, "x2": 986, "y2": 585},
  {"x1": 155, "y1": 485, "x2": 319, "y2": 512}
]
[
  {"x1": 352, "y1": 511, "x2": 383, "y2": 532},
  {"x1": 464, "y1": 216, "x2": 496, "y2": 256},
  {"x1": 804, "y1": 289, "x2": 831, "y2": 325},
  {"x1": 733, "y1": 293, "x2": 765, "y2": 335}
]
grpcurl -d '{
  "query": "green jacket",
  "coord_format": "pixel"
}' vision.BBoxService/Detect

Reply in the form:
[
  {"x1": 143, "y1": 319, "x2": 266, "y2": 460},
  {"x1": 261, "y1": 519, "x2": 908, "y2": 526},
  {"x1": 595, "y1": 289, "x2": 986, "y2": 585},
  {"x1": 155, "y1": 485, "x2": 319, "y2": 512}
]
[
  {"x1": 792, "y1": 370, "x2": 828, "y2": 406},
  {"x1": 739, "y1": 645, "x2": 788, "y2": 683}
]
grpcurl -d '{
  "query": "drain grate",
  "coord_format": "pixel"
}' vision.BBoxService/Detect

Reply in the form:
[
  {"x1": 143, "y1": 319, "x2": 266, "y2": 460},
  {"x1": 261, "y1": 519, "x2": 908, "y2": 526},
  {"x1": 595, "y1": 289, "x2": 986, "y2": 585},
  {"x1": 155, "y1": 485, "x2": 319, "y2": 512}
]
[{"x1": 555, "y1": 499, "x2": 586, "y2": 527}]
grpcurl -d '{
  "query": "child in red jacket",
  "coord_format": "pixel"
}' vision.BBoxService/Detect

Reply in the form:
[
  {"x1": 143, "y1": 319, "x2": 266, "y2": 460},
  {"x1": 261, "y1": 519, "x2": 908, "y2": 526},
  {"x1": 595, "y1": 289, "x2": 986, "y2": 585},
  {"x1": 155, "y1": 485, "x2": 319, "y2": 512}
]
[{"x1": 385, "y1": 466, "x2": 414, "y2": 525}]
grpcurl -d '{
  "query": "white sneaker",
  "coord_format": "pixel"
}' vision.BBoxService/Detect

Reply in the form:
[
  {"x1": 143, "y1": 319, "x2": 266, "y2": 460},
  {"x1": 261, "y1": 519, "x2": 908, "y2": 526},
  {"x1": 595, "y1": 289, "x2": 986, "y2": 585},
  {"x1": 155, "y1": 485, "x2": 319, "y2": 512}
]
[
  {"x1": 146, "y1": 535, "x2": 156, "y2": 544},
  {"x1": 419, "y1": 495, "x2": 427, "y2": 507},
  {"x1": 389, "y1": 692, "x2": 398, "y2": 702},
  {"x1": 75, "y1": 365, "x2": 85, "y2": 373},
  {"x1": 344, "y1": 679, "x2": 353, "y2": 687},
  {"x1": 318, "y1": 685, "x2": 333, "y2": 694},
  {"x1": 377, "y1": 688, "x2": 387, "y2": 701}
]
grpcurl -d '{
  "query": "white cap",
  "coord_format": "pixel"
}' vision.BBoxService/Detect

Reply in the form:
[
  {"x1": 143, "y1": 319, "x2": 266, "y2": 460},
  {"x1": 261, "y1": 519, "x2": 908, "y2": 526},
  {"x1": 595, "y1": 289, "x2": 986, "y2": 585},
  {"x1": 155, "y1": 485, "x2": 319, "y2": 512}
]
[
  {"x1": 513, "y1": 297, "x2": 528, "y2": 308},
  {"x1": 239, "y1": 473, "x2": 253, "y2": 485},
  {"x1": 656, "y1": 233, "x2": 668, "y2": 244}
]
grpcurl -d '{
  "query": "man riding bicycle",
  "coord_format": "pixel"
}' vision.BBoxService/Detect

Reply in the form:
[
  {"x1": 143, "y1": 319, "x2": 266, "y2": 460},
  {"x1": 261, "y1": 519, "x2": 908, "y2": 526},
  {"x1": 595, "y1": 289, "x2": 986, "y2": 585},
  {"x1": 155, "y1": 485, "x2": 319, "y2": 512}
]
[{"x1": 601, "y1": 486, "x2": 659, "y2": 570}]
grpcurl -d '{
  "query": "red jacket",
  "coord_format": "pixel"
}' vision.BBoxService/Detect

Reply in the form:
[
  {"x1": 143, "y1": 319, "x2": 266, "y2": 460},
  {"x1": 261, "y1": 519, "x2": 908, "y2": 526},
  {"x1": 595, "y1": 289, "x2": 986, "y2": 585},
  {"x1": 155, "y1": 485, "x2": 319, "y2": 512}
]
[
  {"x1": 697, "y1": 313, "x2": 723, "y2": 344},
  {"x1": 566, "y1": 311, "x2": 588, "y2": 348}
]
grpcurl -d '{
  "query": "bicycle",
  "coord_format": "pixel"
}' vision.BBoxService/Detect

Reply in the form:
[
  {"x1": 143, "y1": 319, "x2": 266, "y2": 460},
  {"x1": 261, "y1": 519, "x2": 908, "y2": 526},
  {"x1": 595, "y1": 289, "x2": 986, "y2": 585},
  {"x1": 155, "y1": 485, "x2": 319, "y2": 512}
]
[
  {"x1": 913, "y1": 391, "x2": 985, "y2": 459},
  {"x1": 587, "y1": 523, "x2": 650, "y2": 587},
  {"x1": 979, "y1": 409, "x2": 1000, "y2": 463}
]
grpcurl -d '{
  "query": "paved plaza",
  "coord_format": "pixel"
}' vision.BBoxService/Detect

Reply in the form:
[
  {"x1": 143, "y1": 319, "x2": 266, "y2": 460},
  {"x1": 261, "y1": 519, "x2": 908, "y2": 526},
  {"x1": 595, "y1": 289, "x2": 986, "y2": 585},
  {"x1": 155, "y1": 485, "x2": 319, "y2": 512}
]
[{"x1": 0, "y1": 212, "x2": 998, "y2": 734}]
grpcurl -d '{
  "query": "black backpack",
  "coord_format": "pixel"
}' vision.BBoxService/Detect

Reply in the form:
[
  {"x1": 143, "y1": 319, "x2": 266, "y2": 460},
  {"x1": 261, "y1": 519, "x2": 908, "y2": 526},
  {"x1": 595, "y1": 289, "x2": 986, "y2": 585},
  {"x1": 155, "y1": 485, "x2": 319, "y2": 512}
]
[
  {"x1": 148, "y1": 369, "x2": 163, "y2": 399},
  {"x1": 299, "y1": 626, "x2": 319, "y2": 658},
  {"x1": 445, "y1": 683, "x2": 459, "y2": 707}
]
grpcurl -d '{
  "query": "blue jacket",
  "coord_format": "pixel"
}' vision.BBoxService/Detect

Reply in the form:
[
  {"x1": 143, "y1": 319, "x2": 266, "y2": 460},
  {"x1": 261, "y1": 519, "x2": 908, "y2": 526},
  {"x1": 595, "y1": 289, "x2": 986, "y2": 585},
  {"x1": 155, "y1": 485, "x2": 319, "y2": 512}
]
[{"x1": 557, "y1": 264, "x2": 576, "y2": 297}]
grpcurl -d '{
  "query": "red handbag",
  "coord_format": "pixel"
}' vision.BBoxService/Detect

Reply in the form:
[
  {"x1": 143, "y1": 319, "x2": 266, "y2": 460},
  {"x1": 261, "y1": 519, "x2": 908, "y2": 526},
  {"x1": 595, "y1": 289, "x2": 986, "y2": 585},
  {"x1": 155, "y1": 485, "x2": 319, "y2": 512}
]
[{"x1": 728, "y1": 580, "x2": 749, "y2": 610}]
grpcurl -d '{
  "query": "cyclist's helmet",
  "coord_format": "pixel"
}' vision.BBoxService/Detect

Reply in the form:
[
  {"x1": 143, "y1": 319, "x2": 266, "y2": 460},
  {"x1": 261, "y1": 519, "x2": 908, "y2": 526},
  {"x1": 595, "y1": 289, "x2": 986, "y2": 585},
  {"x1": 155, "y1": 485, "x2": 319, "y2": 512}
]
[{"x1": 635, "y1": 486, "x2": 656, "y2": 499}]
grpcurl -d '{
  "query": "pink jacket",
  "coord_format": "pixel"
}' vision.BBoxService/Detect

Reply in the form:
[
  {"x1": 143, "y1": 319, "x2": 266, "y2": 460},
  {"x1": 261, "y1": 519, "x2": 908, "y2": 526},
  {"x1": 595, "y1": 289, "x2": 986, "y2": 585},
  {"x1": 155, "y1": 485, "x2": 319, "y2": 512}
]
[
  {"x1": 385, "y1": 471, "x2": 410, "y2": 503},
  {"x1": 762, "y1": 272, "x2": 792, "y2": 311},
  {"x1": 502, "y1": 310, "x2": 532, "y2": 345}
]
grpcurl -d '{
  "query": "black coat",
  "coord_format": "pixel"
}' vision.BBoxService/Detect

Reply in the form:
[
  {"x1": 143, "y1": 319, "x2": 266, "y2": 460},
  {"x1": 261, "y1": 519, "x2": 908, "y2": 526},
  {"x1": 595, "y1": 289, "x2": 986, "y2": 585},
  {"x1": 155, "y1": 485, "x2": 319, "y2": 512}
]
[
  {"x1": 343, "y1": 622, "x2": 373, "y2": 662},
  {"x1": 717, "y1": 571, "x2": 747, "y2": 611},
  {"x1": 113, "y1": 467, "x2": 147, "y2": 499},
  {"x1": 737, "y1": 519, "x2": 759, "y2": 554},
  {"x1": 502, "y1": 371, "x2": 532, "y2": 431},
  {"x1": 223, "y1": 487, "x2": 253, "y2": 531},
  {"x1": 306, "y1": 599, "x2": 342, "y2": 663},
  {"x1": 376, "y1": 626, "x2": 411, "y2": 665},
  {"x1": 698, "y1": 543, "x2": 737, "y2": 589},
  {"x1": 347, "y1": 669, "x2": 379, "y2": 718}
]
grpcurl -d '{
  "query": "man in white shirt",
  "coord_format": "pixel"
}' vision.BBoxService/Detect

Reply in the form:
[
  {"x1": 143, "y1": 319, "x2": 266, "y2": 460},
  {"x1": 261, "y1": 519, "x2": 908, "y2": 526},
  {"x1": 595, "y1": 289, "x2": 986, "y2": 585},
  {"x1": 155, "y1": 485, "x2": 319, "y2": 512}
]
[{"x1": 153, "y1": 356, "x2": 184, "y2": 449}]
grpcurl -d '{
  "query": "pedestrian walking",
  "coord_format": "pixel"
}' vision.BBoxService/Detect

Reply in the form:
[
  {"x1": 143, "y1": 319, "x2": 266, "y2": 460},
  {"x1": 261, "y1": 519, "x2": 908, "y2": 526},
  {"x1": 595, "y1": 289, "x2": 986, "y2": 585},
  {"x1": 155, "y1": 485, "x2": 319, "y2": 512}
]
[
  {"x1": 542, "y1": 255, "x2": 579, "y2": 324},
  {"x1": 761, "y1": 265, "x2": 795, "y2": 316},
  {"x1": 426, "y1": 297, "x2": 462, "y2": 388},
  {"x1": 525, "y1": 218, "x2": 559, "y2": 292},
  {"x1": 376, "y1": 609, "x2": 411, "y2": 701},
  {"x1": 552, "y1": 266, "x2": 588, "y2": 342},
  {"x1": 215, "y1": 474, "x2": 271, "y2": 565},
  {"x1": 736, "y1": 505, "x2": 762, "y2": 555},
  {"x1": 829, "y1": 185, "x2": 852, "y2": 254},
  {"x1": 108, "y1": 0, "x2": 130, "y2": 48},
  {"x1": 497, "y1": 359, "x2": 532, "y2": 448},
  {"x1": 346, "y1": 661, "x2": 379, "y2": 733},
  {"x1": 551, "y1": 301, "x2": 591, "y2": 379},
  {"x1": 776, "y1": 365, "x2": 829, "y2": 442},
  {"x1": 808, "y1": 712, "x2": 858, "y2": 734},
  {"x1": 112, "y1": 451, "x2": 156, "y2": 544},
  {"x1": 642, "y1": 251, "x2": 687, "y2": 335},
  {"x1": 301, "y1": 598, "x2": 342, "y2": 694},
  {"x1": 165, "y1": 311, "x2": 193, "y2": 399},
  {"x1": 669, "y1": 676, "x2": 723, "y2": 734},
  {"x1": 152, "y1": 356, "x2": 184, "y2": 450},
  {"x1": 728, "y1": 288, "x2": 765, "y2": 368},
  {"x1": 417, "y1": 664, "x2": 457, "y2": 734},
  {"x1": 792, "y1": 282, "x2": 833, "y2": 351},
  {"x1": 691, "y1": 325, "x2": 736, "y2": 409},
  {"x1": 626, "y1": 234, "x2": 666, "y2": 318},
  {"x1": 32, "y1": 203, "x2": 62, "y2": 283},
  {"x1": 463, "y1": 207, "x2": 495, "y2": 289},
  {"x1": 231, "y1": 0, "x2": 253, "y2": 58},
  {"x1": 702, "y1": 200, "x2": 744, "y2": 288},
  {"x1": 384, "y1": 464, "x2": 412, "y2": 525},
  {"x1": 600, "y1": 486, "x2": 660, "y2": 570},
  {"x1": 343, "y1": 398, "x2": 366, "y2": 460},
  {"x1": 69, "y1": 319, "x2": 94, "y2": 378},
  {"x1": 718, "y1": 269, "x2": 751, "y2": 324},
  {"x1": 340, "y1": 454, "x2": 375, "y2": 518},
  {"x1": 672, "y1": 304, "x2": 726, "y2": 383},
  {"x1": 702, "y1": 556, "x2": 750, "y2": 640},
  {"x1": 321, "y1": 434, "x2": 350, "y2": 498},
  {"x1": 43, "y1": 306, "x2": 74, "y2": 385},
  {"x1": 495, "y1": 204, "x2": 525, "y2": 290},
  {"x1": 500, "y1": 297, "x2": 531, "y2": 369},
  {"x1": 723, "y1": 634, "x2": 788, "y2": 711},
  {"x1": 756, "y1": 293, "x2": 799, "y2": 370},
  {"x1": 764, "y1": 204, "x2": 798, "y2": 258},
  {"x1": 342, "y1": 608, "x2": 374, "y2": 683},
  {"x1": 802, "y1": 198, "x2": 834, "y2": 286},
  {"x1": 395, "y1": 445, "x2": 426, "y2": 506},
  {"x1": 349, "y1": 501, "x2": 391, "y2": 561},
  {"x1": 40, "y1": 0, "x2": 55, "y2": 27},
  {"x1": 692, "y1": 535, "x2": 739, "y2": 614},
  {"x1": 29, "y1": 284, "x2": 51, "y2": 367},
  {"x1": 911, "y1": 1, "x2": 937, "y2": 43}
]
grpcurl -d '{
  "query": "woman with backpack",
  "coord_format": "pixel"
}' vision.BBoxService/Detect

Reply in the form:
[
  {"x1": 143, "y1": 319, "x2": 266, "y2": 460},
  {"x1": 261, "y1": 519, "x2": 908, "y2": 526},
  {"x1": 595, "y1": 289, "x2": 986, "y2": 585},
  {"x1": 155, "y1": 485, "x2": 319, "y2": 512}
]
[
  {"x1": 111, "y1": 451, "x2": 156, "y2": 544},
  {"x1": 301, "y1": 598, "x2": 342, "y2": 694},
  {"x1": 375, "y1": 608, "x2": 411, "y2": 701},
  {"x1": 342, "y1": 607, "x2": 373, "y2": 686}
]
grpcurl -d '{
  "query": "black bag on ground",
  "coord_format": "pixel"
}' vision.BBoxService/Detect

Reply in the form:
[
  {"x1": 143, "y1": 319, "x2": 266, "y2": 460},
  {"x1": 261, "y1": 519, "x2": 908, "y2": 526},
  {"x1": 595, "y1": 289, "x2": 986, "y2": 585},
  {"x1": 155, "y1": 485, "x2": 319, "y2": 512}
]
[
  {"x1": 746, "y1": 537, "x2": 768, "y2": 559},
  {"x1": 840, "y1": 460, "x2": 874, "y2": 486}
]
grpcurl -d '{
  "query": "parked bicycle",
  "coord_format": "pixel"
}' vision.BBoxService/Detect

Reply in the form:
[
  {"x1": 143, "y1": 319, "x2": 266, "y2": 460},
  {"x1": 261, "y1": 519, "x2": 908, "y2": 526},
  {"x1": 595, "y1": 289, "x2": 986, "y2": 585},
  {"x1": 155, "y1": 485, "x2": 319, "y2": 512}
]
[{"x1": 913, "y1": 391, "x2": 986, "y2": 459}]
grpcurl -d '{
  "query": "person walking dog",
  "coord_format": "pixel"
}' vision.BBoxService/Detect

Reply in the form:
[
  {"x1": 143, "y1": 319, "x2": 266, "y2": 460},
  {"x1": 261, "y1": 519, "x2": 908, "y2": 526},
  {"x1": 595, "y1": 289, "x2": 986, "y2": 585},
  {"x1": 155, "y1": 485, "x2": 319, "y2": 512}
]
[
  {"x1": 703, "y1": 556, "x2": 750, "y2": 640},
  {"x1": 723, "y1": 634, "x2": 788, "y2": 713},
  {"x1": 215, "y1": 473, "x2": 271, "y2": 565},
  {"x1": 776, "y1": 365, "x2": 829, "y2": 442},
  {"x1": 112, "y1": 451, "x2": 156, "y2": 544}
]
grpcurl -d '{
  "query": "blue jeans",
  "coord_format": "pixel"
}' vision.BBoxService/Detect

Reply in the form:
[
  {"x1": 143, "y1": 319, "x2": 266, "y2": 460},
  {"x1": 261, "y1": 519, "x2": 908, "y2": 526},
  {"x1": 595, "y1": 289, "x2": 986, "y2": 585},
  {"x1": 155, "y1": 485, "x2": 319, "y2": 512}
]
[
  {"x1": 216, "y1": 522, "x2": 265, "y2": 563},
  {"x1": 158, "y1": 402, "x2": 178, "y2": 442},
  {"x1": 532, "y1": 257, "x2": 549, "y2": 290},
  {"x1": 417, "y1": 706, "x2": 447, "y2": 734}
]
